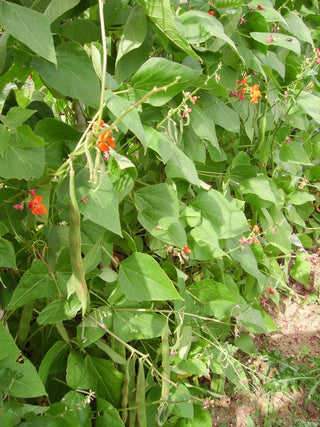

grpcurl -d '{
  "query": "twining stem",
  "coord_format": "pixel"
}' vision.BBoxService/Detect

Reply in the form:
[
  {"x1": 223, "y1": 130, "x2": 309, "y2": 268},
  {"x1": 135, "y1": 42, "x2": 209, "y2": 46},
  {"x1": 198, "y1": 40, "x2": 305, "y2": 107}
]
[
  {"x1": 55, "y1": 80, "x2": 180, "y2": 179},
  {"x1": 97, "y1": 0, "x2": 108, "y2": 126},
  {"x1": 89, "y1": 315, "x2": 204, "y2": 404}
]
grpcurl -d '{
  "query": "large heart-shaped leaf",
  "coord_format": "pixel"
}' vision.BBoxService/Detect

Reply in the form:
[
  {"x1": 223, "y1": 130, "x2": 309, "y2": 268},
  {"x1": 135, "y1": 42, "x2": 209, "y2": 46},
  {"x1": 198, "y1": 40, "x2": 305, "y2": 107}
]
[
  {"x1": 0, "y1": 0, "x2": 56, "y2": 64},
  {"x1": 119, "y1": 253, "x2": 182, "y2": 301},
  {"x1": 31, "y1": 42, "x2": 100, "y2": 108}
]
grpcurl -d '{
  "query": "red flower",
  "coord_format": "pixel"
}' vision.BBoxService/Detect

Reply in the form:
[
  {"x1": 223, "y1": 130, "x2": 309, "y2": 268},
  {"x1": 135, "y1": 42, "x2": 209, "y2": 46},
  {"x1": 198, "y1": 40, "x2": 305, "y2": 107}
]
[
  {"x1": 208, "y1": 10, "x2": 214, "y2": 15},
  {"x1": 13, "y1": 202, "x2": 24, "y2": 211},
  {"x1": 266, "y1": 35, "x2": 275, "y2": 44},
  {"x1": 250, "y1": 84, "x2": 262, "y2": 103},
  {"x1": 98, "y1": 134, "x2": 115, "y2": 152},
  {"x1": 257, "y1": 4, "x2": 265, "y2": 10},
  {"x1": 183, "y1": 245, "x2": 192, "y2": 254},
  {"x1": 28, "y1": 192, "x2": 47, "y2": 218},
  {"x1": 268, "y1": 288, "x2": 275, "y2": 295},
  {"x1": 236, "y1": 77, "x2": 247, "y2": 86}
]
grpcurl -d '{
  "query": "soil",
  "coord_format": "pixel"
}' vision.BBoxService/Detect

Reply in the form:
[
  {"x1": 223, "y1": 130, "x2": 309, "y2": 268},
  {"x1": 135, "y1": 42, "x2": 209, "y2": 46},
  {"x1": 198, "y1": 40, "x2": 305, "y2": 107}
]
[{"x1": 210, "y1": 280, "x2": 320, "y2": 427}]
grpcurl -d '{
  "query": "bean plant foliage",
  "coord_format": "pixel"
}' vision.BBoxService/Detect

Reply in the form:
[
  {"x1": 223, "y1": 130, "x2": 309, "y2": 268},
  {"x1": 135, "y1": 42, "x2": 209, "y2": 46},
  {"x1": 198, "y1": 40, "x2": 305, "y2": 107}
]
[{"x1": 0, "y1": 0, "x2": 320, "y2": 425}]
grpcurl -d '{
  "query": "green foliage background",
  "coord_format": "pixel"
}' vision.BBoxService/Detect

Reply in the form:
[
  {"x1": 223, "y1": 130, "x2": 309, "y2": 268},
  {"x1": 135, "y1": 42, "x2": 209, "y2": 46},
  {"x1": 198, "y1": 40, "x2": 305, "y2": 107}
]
[{"x1": 0, "y1": 0, "x2": 320, "y2": 425}]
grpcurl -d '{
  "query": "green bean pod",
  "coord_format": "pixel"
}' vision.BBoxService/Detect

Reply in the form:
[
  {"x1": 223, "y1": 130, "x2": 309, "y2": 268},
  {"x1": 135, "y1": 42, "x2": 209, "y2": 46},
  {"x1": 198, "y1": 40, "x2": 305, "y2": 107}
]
[
  {"x1": 157, "y1": 320, "x2": 171, "y2": 426},
  {"x1": 128, "y1": 357, "x2": 137, "y2": 427},
  {"x1": 67, "y1": 162, "x2": 88, "y2": 316},
  {"x1": 121, "y1": 360, "x2": 130, "y2": 424},
  {"x1": 136, "y1": 359, "x2": 147, "y2": 427},
  {"x1": 255, "y1": 113, "x2": 266, "y2": 153}
]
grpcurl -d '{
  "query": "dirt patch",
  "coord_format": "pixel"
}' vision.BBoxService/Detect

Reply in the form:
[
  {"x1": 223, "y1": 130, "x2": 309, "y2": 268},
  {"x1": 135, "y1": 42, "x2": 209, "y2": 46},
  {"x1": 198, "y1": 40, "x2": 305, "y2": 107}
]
[{"x1": 210, "y1": 294, "x2": 320, "y2": 426}]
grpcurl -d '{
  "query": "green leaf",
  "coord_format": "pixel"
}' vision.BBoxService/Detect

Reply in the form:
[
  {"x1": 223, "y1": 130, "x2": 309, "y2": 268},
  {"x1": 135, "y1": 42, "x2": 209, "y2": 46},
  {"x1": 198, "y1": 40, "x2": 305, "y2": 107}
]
[
  {"x1": 259, "y1": 51, "x2": 285, "y2": 79},
  {"x1": 131, "y1": 57, "x2": 201, "y2": 106},
  {"x1": 234, "y1": 333, "x2": 257, "y2": 354},
  {"x1": 238, "y1": 305, "x2": 269, "y2": 334},
  {"x1": 2, "y1": 107, "x2": 36, "y2": 129},
  {"x1": 116, "y1": 5, "x2": 147, "y2": 64},
  {"x1": 0, "y1": 134, "x2": 45, "y2": 180},
  {"x1": 280, "y1": 140, "x2": 312, "y2": 165},
  {"x1": 115, "y1": 35, "x2": 152, "y2": 83},
  {"x1": 0, "y1": 0, "x2": 56, "y2": 64},
  {"x1": 66, "y1": 352, "x2": 91, "y2": 389},
  {"x1": 35, "y1": 117, "x2": 81, "y2": 167},
  {"x1": 190, "y1": 190, "x2": 249, "y2": 238},
  {"x1": 188, "y1": 218, "x2": 225, "y2": 261},
  {"x1": 250, "y1": 32, "x2": 300, "y2": 55},
  {"x1": 138, "y1": 0, "x2": 200, "y2": 60},
  {"x1": 0, "y1": 323, "x2": 20, "y2": 361},
  {"x1": 119, "y1": 253, "x2": 182, "y2": 301},
  {"x1": 86, "y1": 356, "x2": 123, "y2": 407},
  {"x1": 144, "y1": 127, "x2": 199, "y2": 184},
  {"x1": 190, "y1": 106, "x2": 220, "y2": 153},
  {"x1": 189, "y1": 279, "x2": 236, "y2": 319},
  {"x1": 39, "y1": 341, "x2": 68, "y2": 386},
  {"x1": 0, "y1": 30, "x2": 9, "y2": 75},
  {"x1": 227, "y1": 240, "x2": 266, "y2": 287},
  {"x1": 0, "y1": 124, "x2": 10, "y2": 157},
  {"x1": 0, "y1": 238, "x2": 16, "y2": 269},
  {"x1": 260, "y1": 207, "x2": 292, "y2": 255},
  {"x1": 37, "y1": 299, "x2": 77, "y2": 325},
  {"x1": 96, "y1": 398, "x2": 125, "y2": 427},
  {"x1": 170, "y1": 383, "x2": 194, "y2": 420},
  {"x1": 135, "y1": 183, "x2": 187, "y2": 247},
  {"x1": 240, "y1": 177, "x2": 279, "y2": 207},
  {"x1": 1, "y1": 357, "x2": 47, "y2": 398},
  {"x1": 45, "y1": 0, "x2": 81, "y2": 23},
  {"x1": 59, "y1": 19, "x2": 101, "y2": 44},
  {"x1": 113, "y1": 310, "x2": 166, "y2": 342},
  {"x1": 248, "y1": 0, "x2": 286, "y2": 24},
  {"x1": 76, "y1": 306, "x2": 112, "y2": 349},
  {"x1": 179, "y1": 10, "x2": 239, "y2": 55},
  {"x1": 282, "y1": 11, "x2": 313, "y2": 45},
  {"x1": 8, "y1": 259, "x2": 56, "y2": 310},
  {"x1": 79, "y1": 176, "x2": 122, "y2": 236},
  {"x1": 104, "y1": 90, "x2": 147, "y2": 150},
  {"x1": 296, "y1": 91, "x2": 320, "y2": 123},
  {"x1": 286, "y1": 191, "x2": 315, "y2": 205},
  {"x1": 63, "y1": 391, "x2": 92, "y2": 426},
  {"x1": 95, "y1": 340, "x2": 126, "y2": 365},
  {"x1": 31, "y1": 42, "x2": 100, "y2": 108},
  {"x1": 0, "y1": 222, "x2": 8, "y2": 237},
  {"x1": 290, "y1": 252, "x2": 311, "y2": 287},
  {"x1": 206, "y1": 101, "x2": 240, "y2": 134}
]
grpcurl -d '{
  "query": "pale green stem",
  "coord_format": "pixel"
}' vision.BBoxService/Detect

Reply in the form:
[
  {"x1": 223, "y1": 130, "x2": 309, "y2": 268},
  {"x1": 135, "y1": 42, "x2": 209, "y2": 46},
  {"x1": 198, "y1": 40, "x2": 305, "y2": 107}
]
[{"x1": 97, "y1": 0, "x2": 108, "y2": 126}]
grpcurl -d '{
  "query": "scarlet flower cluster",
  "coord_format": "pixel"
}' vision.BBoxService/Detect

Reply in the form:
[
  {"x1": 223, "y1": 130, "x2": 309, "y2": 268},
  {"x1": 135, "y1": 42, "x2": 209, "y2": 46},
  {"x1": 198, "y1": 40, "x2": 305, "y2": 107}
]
[
  {"x1": 238, "y1": 224, "x2": 260, "y2": 246},
  {"x1": 28, "y1": 189, "x2": 47, "y2": 218},
  {"x1": 230, "y1": 77, "x2": 262, "y2": 104},
  {"x1": 250, "y1": 84, "x2": 262, "y2": 104},
  {"x1": 230, "y1": 77, "x2": 248, "y2": 102},
  {"x1": 96, "y1": 120, "x2": 115, "y2": 152},
  {"x1": 166, "y1": 245, "x2": 192, "y2": 264},
  {"x1": 182, "y1": 92, "x2": 198, "y2": 119}
]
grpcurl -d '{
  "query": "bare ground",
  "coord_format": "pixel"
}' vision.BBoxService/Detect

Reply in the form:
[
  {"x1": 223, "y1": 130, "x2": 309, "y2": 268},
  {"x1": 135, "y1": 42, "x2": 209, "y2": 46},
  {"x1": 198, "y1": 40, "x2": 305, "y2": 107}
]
[{"x1": 210, "y1": 288, "x2": 320, "y2": 427}]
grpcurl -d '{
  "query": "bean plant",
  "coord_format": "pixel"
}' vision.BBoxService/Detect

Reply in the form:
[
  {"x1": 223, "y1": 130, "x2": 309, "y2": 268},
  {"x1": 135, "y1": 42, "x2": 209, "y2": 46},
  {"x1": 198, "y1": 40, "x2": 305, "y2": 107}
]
[{"x1": 0, "y1": 0, "x2": 319, "y2": 425}]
